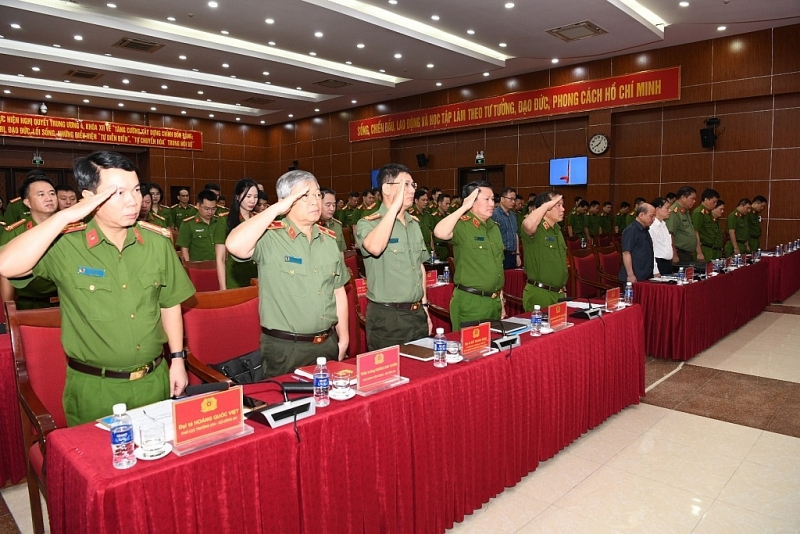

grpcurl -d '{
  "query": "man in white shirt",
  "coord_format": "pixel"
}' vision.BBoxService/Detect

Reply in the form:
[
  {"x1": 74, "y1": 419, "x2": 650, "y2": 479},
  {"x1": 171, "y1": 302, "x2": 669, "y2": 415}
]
[{"x1": 649, "y1": 197, "x2": 673, "y2": 276}]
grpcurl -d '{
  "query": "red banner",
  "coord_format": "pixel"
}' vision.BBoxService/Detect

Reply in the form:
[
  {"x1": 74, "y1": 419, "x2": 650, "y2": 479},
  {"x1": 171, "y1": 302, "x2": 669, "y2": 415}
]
[
  {"x1": 0, "y1": 112, "x2": 202, "y2": 150},
  {"x1": 350, "y1": 67, "x2": 680, "y2": 142}
]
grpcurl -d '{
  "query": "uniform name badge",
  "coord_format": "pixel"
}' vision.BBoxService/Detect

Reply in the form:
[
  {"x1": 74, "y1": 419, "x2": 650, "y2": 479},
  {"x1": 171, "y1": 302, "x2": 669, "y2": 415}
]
[
  {"x1": 77, "y1": 266, "x2": 105, "y2": 278},
  {"x1": 389, "y1": 237, "x2": 399, "y2": 243},
  {"x1": 284, "y1": 255, "x2": 303, "y2": 264}
]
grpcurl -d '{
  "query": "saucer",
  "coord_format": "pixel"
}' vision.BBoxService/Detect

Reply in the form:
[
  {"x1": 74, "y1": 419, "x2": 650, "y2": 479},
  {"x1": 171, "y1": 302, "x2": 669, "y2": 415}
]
[
  {"x1": 445, "y1": 354, "x2": 464, "y2": 364},
  {"x1": 329, "y1": 388, "x2": 356, "y2": 401},
  {"x1": 134, "y1": 442, "x2": 172, "y2": 461},
  {"x1": 540, "y1": 327, "x2": 554, "y2": 335}
]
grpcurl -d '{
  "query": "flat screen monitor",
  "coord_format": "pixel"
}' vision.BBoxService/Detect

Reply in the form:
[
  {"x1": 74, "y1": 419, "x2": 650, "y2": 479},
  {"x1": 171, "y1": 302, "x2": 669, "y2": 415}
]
[
  {"x1": 370, "y1": 169, "x2": 380, "y2": 189},
  {"x1": 549, "y1": 156, "x2": 588, "y2": 186}
]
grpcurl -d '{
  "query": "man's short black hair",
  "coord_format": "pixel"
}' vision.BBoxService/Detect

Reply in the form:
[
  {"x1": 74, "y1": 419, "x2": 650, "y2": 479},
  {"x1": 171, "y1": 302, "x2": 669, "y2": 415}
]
[
  {"x1": 414, "y1": 189, "x2": 427, "y2": 201},
  {"x1": 349, "y1": 191, "x2": 360, "y2": 198},
  {"x1": 198, "y1": 189, "x2": 217, "y2": 203},
  {"x1": 376, "y1": 163, "x2": 412, "y2": 189},
  {"x1": 589, "y1": 200, "x2": 600, "y2": 207},
  {"x1": 73, "y1": 151, "x2": 138, "y2": 194},
  {"x1": 651, "y1": 197, "x2": 668, "y2": 210},
  {"x1": 620, "y1": 201, "x2": 631, "y2": 209},
  {"x1": 603, "y1": 201, "x2": 613, "y2": 207},
  {"x1": 320, "y1": 188, "x2": 336, "y2": 197},
  {"x1": 204, "y1": 182, "x2": 221, "y2": 193},
  {"x1": 752, "y1": 195, "x2": 767, "y2": 203},
  {"x1": 578, "y1": 200, "x2": 589, "y2": 208},
  {"x1": 535, "y1": 191, "x2": 559, "y2": 209},
  {"x1": 738, "y1": 198, "x2": 752, "y2": 207},
  {"x1": 462, "y1": 180, "x2": 493, "y2": 200},
  {"x1": 574, "y1": 196, "x2": 583, "y2": 203},
  {"x1": 665, "y1": 192, "x2": 678, "y2": 202},
  {"x1": 715, "y1": 199, "x2": 725, "y2": 208},
  {"x1": 21, "y1": 175, "x2": 55, "y2": 199},
  {"x1": 634, "y1": 197, "x2": 646, "y2": 205},
  {"x1": 500, "y1": 187, "x2": 517, "y2": 198},
  {"x1": 55, "y1": 184, "x2": 78, "y2": 195},
  {"x1": 701, "y1": 188, "x2": 720, "y2": 201},
  {"x1": 258, "y1": 190, "x2": 269, "y2": 201},
  {"x1": 438, "y1": 193, "x2": 451, "y2": 203},
  {"x1": 676, "y1": 186, "x2": 697, "y2": 198}
]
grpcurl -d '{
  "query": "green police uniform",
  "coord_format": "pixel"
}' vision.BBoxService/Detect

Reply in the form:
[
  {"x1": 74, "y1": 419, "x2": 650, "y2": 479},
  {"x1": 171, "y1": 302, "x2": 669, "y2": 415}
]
[
  {"x1": 747, "y1": 208, "x2": 763, "y2": 252},
  {"x1": 225, "y1": 214, "x2": 258, "y2": 289},
  {"x1": 338, "y1": 207, "x2": 360, "y2": 228},
  {"x1": 625, "y1": 212, "x2": 636, "y2": 229},
  {"x1": 3, "y1": 198, "x2": 27, "y2": 225},
  {"x1": 151, "y1": 205, "x2": 173, "y2": 228},
  {"x1": 409, "y1": 206, "x2": 433, "y2": 252},
  {"x1": 252, "y1": 219, "x2": 350, "y2": 378},
  {"x1": 665, "y1": 204, "x2": 697, "y2": 261},
  {"x1": 449, "y1": 213, "x2": 505, "y2": 330},
  {"x1": 176, "y1": 215, "x2": 226, "y2": 261},
  {"x1": 705, "y1": 216, "x2": 724, "y2": 260},
  {"x1": 586, "y1": 213, "x2": 602, "y2": 237},
  {"x1": 693, "y1": 206, "x2": 722, "y2": 261},
  {"x1": 357, "y1": 205, "x2": 430, "y2": 350},
  {"x1": 11, "y1": 219, "x2": 195, "y2": 426},
  {"x1": 522, "y1": 220, "x2": 568, "y2": 311},
  {"x1": 322, "y1": 217, "x2": 346, "y2": 253},
  {"x1": 171, "y1": 203, "x2": 199, "y2": 231},
  {"x1": 568, "y1": 212, "x2": 588, "y2": 238},
  {"x1": 215, "y1": 206, "x2": 230, "y2": 218},
  {"x1": 597, "y1": 212, "x2": 613, "y2": 235},
  {"x1": 614, "y1": 211, "x2": 629, "y2": 233},
  {"x1": 429, "y1": 211, "x2": 451, "y2": 260},
  {"x1": 724, "y1": 211, "x2": 750, "y2": 256},
  {"x1": 1, "y1": 217, "x2": 59, "y2": 309},
  {"x1": 359, "y1": 202, "x2": 380, "y2": 218},
  {"x1": 145, "y1": 210, "x2": 170, "y2": 229}
]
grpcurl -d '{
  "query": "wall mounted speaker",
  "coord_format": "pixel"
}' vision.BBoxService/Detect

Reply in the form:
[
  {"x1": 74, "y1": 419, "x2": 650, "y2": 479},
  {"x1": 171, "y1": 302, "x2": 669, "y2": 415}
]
[
  {"x1": 700, "y1": 127, "x2": 716, "y2": 148},
  {"x1": 416, "y1": 153, "x2": 429, "y2": 168}
]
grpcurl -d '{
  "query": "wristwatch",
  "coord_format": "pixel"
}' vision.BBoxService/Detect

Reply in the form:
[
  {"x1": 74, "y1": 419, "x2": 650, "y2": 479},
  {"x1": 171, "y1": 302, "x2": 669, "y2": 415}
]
[
  {"x1": 170, "y1": 350, "x2": 187, "y2": 360},
  {"x1": 421, "y1": 302, "x2": 430, "y2": 308}
]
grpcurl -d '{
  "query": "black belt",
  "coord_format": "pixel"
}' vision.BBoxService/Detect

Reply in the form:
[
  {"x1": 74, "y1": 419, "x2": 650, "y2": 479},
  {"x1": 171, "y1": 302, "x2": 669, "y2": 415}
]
[
  {"x1": 68, "y1": 356, "x2": 163, "y2": 381},
  {"x1": 527, "y1": 279, "x2": 566, "y2": 293},
  {"x1": 369, "y1": 299, "x2": 423, "y2": 311},
  {"x1": 455, "y1": 285, "x2": 501, "y2": 299},
  {"x1": 736, "y1": 240, "x2": 747, "y2": 244},
  {"x1": 16, "y1": 295, "x2": 59, "y2": 304},
  {"x1": 700, "y1": 243, "x2": 722, "y2": 251},
  {"x1": 262, "y1": 327, "x2": 333, "y2": 344}
]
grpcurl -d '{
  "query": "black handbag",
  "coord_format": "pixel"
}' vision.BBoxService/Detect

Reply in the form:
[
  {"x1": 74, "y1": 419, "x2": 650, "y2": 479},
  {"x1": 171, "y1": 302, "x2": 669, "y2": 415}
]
[{"x1": 210, "y1": 349, "x2": 263, "y2": 385}]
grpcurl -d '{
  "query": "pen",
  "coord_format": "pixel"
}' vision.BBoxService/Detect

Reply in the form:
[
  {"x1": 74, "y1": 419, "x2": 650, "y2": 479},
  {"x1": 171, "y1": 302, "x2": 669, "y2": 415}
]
[{"x1": 290, "y1": 375, "x2": 309, "y2": 382}]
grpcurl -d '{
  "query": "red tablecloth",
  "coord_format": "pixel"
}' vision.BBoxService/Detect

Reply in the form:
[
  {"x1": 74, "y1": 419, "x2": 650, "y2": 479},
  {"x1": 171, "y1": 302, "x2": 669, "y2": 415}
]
[
  {"x1": 0, "y1": 333, "x2": 25, "y2": 486},
  {"x1": 763, "y1": 252, "x2": 800, "y2": 302},
  {"x1": 634, "y1": 261, "x2": 769, "y2": 360},
  {"x1": 46, "y1": 307, "x2": 645, "y2": 534}
]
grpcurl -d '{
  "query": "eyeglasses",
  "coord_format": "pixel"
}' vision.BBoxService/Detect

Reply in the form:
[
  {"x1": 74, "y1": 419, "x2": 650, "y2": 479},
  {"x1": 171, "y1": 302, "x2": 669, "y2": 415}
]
[
  {"x1": 387, "y1": 181, "x2": 418, "y2": 189},
  {"x1": 501, "y1": 196, "x2": 517, "y2": 201}
]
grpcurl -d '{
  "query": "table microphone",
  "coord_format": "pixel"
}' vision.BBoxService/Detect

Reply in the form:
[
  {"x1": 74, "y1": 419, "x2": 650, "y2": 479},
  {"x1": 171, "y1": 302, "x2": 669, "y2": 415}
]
[{"x1": 185, "y1": 382, "x2": 230, "y2": 396}]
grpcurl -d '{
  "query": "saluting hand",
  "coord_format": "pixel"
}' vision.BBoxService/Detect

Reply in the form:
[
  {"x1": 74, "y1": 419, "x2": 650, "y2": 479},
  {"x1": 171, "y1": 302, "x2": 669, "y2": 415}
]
[
  {"x1": 70, "y1": 185, "x2": 118, "y2": 222},
  {"x1": 272, "y1": 185, "x2": 310, "y2": 215},
  {"x1": 460, "y1": 187, "x2": 481, "y2": 212},
  {"x1": 544, "y1": 194, "x2": 563, "y2": 211},
  {"x1": 389, "y1": 180, "x2": 406, "y2": 213}
]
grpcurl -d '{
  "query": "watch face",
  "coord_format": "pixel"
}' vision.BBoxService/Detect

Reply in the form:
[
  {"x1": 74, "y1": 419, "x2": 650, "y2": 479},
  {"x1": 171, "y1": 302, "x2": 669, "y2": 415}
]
[{"x1": 589, "y1": 134, "x2": 609, "y2": 155}]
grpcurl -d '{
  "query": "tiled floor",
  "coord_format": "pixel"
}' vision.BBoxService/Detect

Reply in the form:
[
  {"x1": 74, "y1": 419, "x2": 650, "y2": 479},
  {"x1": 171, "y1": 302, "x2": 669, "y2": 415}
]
[{"x1": 3, "y1": 307, "x2": 800, "y2": 533}]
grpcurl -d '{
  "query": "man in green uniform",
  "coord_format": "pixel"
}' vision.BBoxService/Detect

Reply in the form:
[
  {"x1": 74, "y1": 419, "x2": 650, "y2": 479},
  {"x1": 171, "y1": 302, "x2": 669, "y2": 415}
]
[
  {"x1": 520, "y1": 192, "x2": 568, "y2": 311},
  {"x1": 171, "y1": 188, "x2": 198, "y2": 231},
  {"x1": 704, "y1": 199, "x2": 725, "y2": 260},
  {"x1": 725, "y1": 198, "x2": 751, "y2": 257},
  {"x1": 409, "y1": 189, "x2": 433, "y2": 253},
  {"x1": 433, "y1": 181, "x2": 506, "y2": 330},
  {"x1": 3, "y1": 170, "x2": 45, "y2": 224},
  {"x1": 357, "y1": 164, "x2": 432, "y2": 350},
  {"x1": 430, "y1": 193, "x2": 452, "y2": 260},
  {"x1": 585, "y1": 200, "x2": 603, "y2": 240},
  {"x1": 0, "y1": 151, "x2": 194, "y2": 426},
  {"x1": 614, "y1": 202, "x2": 631, "y2": 234},
  {"x1": 692, "y1": 188, "x2": 720, "y2": 261},
  {"x1": 568, "y1": 200, "x2": 590, "y2": 241},
  {"x1": 0, "y1": 175, "x2": 60, "y2": 309},
  {"x1": 626, "y1": 197, "x2": 645, "y2": 228},
  {"x1": 226, "y1": 170, "x2": 349, "y2": 378},
  {"x1": 359, "y1": 188, "x2": 380, "y2": 218},
  {"x1": 598, "y1": 202, "x2": 614, "y2": 236},
  {"x1": 320, "y1": 188, "x2": 346, "y2": 252},
  {"x1": 337, "y1": 191, "x2": 361, "y2": 227},
  {"x1": 747, "y1": 195, "x2": 767, "y2": 252},
  {"x1": 176, "y1": 189, "x2": 226, "y2": 262},
  {"x1": 205, "y1": 183, "x2": 230, "y2": 217},
  {"x1": 666, "y1": 186, "x2": 703, "y2": 263},
  {"x1": 55, "y1": 184, "x2": 78, "y2": 211}
]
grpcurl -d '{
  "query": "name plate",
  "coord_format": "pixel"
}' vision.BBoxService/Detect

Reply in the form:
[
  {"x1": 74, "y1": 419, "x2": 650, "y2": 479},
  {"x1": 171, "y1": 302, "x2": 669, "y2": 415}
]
[
  {"x1": 355, "y1": 277, "x2": 368, "y2": 297},
  {"x1": 548, "y1": 302, "x2": 568, "y2": 330},
  {"x1": 461, "y1": 322, "x2": 491, "y2": 355},
  {"x1": 356, "y1": 345, "x2": 408, "y2": 396},
  {"x1": 426, "y1": 269, "x2": 438, "y2": 287},
  {"x1": 172, "y1": 387, "x2": 244, "y2": 447},
  {"x1": 605, "y1": 287, "x2": 620, "y2": 310},
  {"x1": 685, "y1": 266, "x2": 695, "y2": 282},
  {"x1": 705, "y1": 262, "x2": 713, "y2": 278}
]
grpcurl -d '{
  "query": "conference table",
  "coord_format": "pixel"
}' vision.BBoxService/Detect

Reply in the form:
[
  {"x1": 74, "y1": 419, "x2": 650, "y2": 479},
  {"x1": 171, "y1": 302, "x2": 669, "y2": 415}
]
[
  {"x1": 633, "y1": 260, "x2": 769, "y2": 360},
  {"x1": 762, "y1": 250, "x2": 800, "y2": 302},
  {"x1": 46, "y1": 305, "x2": 645, "y2": 534},
  {"x1": 0, "y1": 333, "x2": 25, "y2": 487}
]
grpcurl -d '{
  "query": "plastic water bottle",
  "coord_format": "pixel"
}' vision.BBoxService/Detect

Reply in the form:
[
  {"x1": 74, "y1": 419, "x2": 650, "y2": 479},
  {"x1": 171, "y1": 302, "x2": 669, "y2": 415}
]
[
  {"x1": 624, "y1": 282, "x2": 634, "y2": 305},
  {"x1": 313, "y1": 357, "x2": 330, "y2": 407},
  {"x1": 677, "y1": 267, "x2": 685, "y2": 285},
  {"x1": 430, "y1": 248, "x2": 437, "y2": 262},
  {"x1": 110, "y1": 403, "x2": 136, "y2": 469},
  {"x1": 775, "y1": 245, "x2": 781, "y2": 257},
  {"x1": 756, "y1": 248, "x2": 761, "y2": 261},
  {"x1": 442, "y1": 266, "x2": 450, "y2": 285},
  {"x1": 580, "y1": 237, "x2": 587, "y2": 249},
  {"x1": 433, "y1": 328, "x2": 447, "y2": 368},
  {"x1": 530, "y1": 305, "x2": 542, "y2": 337}
]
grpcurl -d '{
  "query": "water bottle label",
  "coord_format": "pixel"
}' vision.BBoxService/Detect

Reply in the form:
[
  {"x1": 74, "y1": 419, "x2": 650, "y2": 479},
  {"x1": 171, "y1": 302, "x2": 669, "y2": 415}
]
[
  {"x1": 111, "y1": 425, "x2": 133, "y2": 445},
  {"x1": 314, "y1": 375, "x2": 329, "y2": 388},
  {"x1": 434, "y1": 340, "x2": 447, "y2": 352}
]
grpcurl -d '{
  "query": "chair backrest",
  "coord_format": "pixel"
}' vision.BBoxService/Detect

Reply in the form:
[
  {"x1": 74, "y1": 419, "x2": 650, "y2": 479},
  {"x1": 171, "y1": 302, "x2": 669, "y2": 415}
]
[
  {"x1": 341, "y1": 226, "x2": 354, "y2": 250},
  {"x1": 344, "y1": 268, "x2": 363, "y2": 358},
  {"x1": 6, "y1": 303, "x2": 67, "y2": 429},
  {"x1": 596, "y1": 246, "x2": 622, "y2": 277},
  {"x1": 181, "y1": 286, "x2": 260, "y2": 366},
  {"x1": 343, "y1": 250, "x2": 358, "y2": 281},
  {"x1": 183, "y1": 260, "x2": 220, "y2": 292},
  {"x1": 597, "y1": 234, "x2": 612, "y2": 247},
  {"x1": 565, "y1": 235, "x2": 583, "y2": 251},
  {"x1": 570, "y1": 249, "x2": 602, "y2": 299}
]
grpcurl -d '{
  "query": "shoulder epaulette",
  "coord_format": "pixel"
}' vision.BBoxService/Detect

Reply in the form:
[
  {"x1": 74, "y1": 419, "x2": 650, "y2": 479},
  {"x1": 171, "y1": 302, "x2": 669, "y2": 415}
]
[
  {"x1": 61, "y1": 222, "x2": 86, "y2": 234},
  {"x1": 317, "y1": 223, "x2": 336, "y2": 239},
  {"x1": 330, "y1": 217, "x2": 342, "y2": 225},
  {"x1": 170, "y1": 203, "x2": 180, "y2": 209},
  {"x1": 8, "y1": 197, "x2": 21, "y2": 204},
  {"x1": 363, "y1": 212, "x2": 382, "y2": 221},
  {"x1": 151, "y1": 212, "x2": 166, "y2": 221},
  {"x1": 138, "y1": 221, "x2": 172, "y2": 238},
  {"x1": 217, "y1": 211, "x2": 229, "y2": 218},
  {"x1": 460, "y1": 215, "x2": 471, "y2": 221},
  {"x1": 4, "y1": 219, "x2": 25, "y2": 232},
  {"x1": 0, "y1": 221, "x2": 5, "y2": 227},
  {"x1": 409, "y1": 215, "x2": 420, "y2": 223},
  {"x1": 267, "y1": 221, "x2": 286, "y2": 230},
  {"x1": 183, "y1": 215, "x2": 196, "y2": 222}
]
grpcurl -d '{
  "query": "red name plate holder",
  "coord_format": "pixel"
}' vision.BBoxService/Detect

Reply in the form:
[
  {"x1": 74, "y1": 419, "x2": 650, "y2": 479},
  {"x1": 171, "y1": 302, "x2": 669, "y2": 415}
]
[
  {"x1": 355, "y1": 345, "x2": 409, "y2": 397},
  {"x1": 685, "y1": 266, "x2": 695, "y2": 283},
  {"x1": 172, "y1": 386, "x2": 252, "y2": 456},
  {"x1": 548, "y1": 302, "x2": 570, "y2": 330},
  {"x1": 426, "y1": 269, "x2": 438, "y2": 287},
  {"x1": 605, "y1": 287, "x2": 620, "y2": 310}
]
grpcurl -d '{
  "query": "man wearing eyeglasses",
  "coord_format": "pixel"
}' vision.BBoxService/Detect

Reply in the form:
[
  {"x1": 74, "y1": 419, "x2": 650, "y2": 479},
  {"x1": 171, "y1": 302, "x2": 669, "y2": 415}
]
[
  {"x1": 357, "y1": 163, "x2": 432, "y2": 350},
  {"x1": 492, "y1": 187, "x2": 521, "y2": 269},
  {"x1": 226, "y1": 170, "x2": 350, "y2": 378}
]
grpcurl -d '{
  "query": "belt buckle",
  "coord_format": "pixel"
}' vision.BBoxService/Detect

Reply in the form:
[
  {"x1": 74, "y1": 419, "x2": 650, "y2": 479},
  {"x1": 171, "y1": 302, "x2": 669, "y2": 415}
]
[
  {"x1": 490, "y1": 292, "x2": 498, "y2": 299},
  {"x1": 410, "y1": 302, "x2": 421, "y2": 311},
  {"x1": 312, "y1": 334, "x2": 327, "y2": 344},
  {"x1": 129, "y1": 365, "x2": 148, "y2": 381}
]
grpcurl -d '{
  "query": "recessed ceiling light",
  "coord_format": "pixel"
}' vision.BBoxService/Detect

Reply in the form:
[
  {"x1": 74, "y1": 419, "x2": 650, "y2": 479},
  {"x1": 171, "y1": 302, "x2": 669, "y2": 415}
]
[
  {"x1": 107, "y1": 3, "x2": 116, "y2": 8},
  {"x1": 235, "y1": 117, "x2": 240, "y2": 121},
  {"x1": 268, "y1": 41, "x2": 276, "y2": 46},
  {"x1": 265, "y1": 18, "x2": 274, "y2": 24},
  {"x1": 181, "y1": 110, "x2": 186, "y2": 114},
  {"x1": 105, "y1": 53, "x2": 112, "y2": 57},
  {"x1": 222, "y1": 63, "x2": 229, "y2": 68},
  {"x1": 351, "y1": 100, "x2": 357, "y2": 104},
  {"x1": 265, "y1": 81, "x2": 271, "y2": 84},
  {"x1": 208, "y1": 1, "x2": 218, "y2": 8},
  {"x1": 161, "y1": 85, "x2": 168, "y2": 89},
  {"x1": 288, "y1": 114, "x2": 294, "y2": 118},
  {"x1": 262, "y1": 71, "x2": 270, "y2": 76},
  {"x1": 467, "y1": 29, "x2": 475, "y2": 35},
  {"x1": 499, "y1": 43, "x2": 507, "y2": 48},
  {"x1": 505, "y1": 2, "x2": 515, "y2": 8},
  {"x1": 64, "y1": 79, "x2": 70, "y2": 83},
  {"x1": 10, "y1": 24, "x2": 21, "y2": 29},
  {"x1": 551, "y1": 58, "x2": 559, "y2": 64},
  {"x1": 192, "y1": 68, "x2": 199, "y2": 72},
  {"x1": 357, "y1": 43, "x2": 365, "y2": 48},
  {"x1": 260, "y1": 120, "x2": 265, "y2": 124},
  {"x1": 53, "y1": 44, "x2": 61, "y2": 47},
  {"x1": 102, "y1": 84, "x2": 108, "y2": 88},
  {"x1": 17, "y1": 74, "x2": 24, "y2": 77},
  {"x1": 74, "y1": 35, "x2": 83, "y2": 40},
  {"x1": 3, "y1": 90, "x2": 10, "y2": 94},
  {"x1": 31, "y1": 66, "x2": 40, "y2": 71},
  {"x1": 230, "y1": 75, "x2": 236, "y2": 78},
  {"x1": 198, "y1": 90, "x2": 204, "y2": 94},
  {"x1": 483, "y1": 72, "x2": 490, "y2": 76},
  {"x1": 309, "y1": 52, "x2": 316, "y2": 56},
  {"x1": 436, "y1": 82, "x2": 442, "y2": 86},
  {"x1": 221, "y1": 30, "x2": 229, "y2": 35},
  {"x1": 379, "y1": 69, "x2": 386, "y2": 73},
  {"x1": 151, "y1": 107, "x2": 156, "y2": 111},
  {"x1": 167, "y1": 16, "x2": 176, "y2": 21},
  {"x1": 209, "y1": 114, "x2": 214, "y2": 117},
  {"x1": 179, "y1": 55, "x2": 186, "y2": 60},
  {"x1": 314, "y1": 31, "x2": 323, "y2": 37},
  {"x1": 83, "y1": 99, "x2": 89, "y2": 103},
  {"x1": 427, "y1": 63, "x2": 434, "y2": 68},
  {"x1": 431, "y1": 15, "x2": 439, "y2": 21},
  {"x1": 388, "y1": 0, "x2": 397, "y2": 4},
  {"x1": 296, "y1": 86, "x2": 302, "y2": 90},
  {"x1": 207, "y1": 98, "x2": 212, "y2": 102},
  {"x1": 118, "y1": 103, "x2": 124, "y2": 107},
  {"x1": 679, "y1": 1, "x2": 689, "y2": 6},
  {"x1": 235, "y1": 103, "x2": 241, "y2": 106},
  {"x1": 45, "y1": 94, "x2": 51, "y2": 99},
  {"x1": 717, "y1": 25, "x2": 726, "y2": 31},
  {"x1": 140, "y1": 90, "x2": 147, "y2": 93},
  {"x1": 394, "y1": 53, "x2": 402, "y2": 59},
  {"x1": 314, "y1": 108, "x2": 320, "y2": 112},
  {"x1": 122, "y1": 78, "x2": 129, "y2": 84}
]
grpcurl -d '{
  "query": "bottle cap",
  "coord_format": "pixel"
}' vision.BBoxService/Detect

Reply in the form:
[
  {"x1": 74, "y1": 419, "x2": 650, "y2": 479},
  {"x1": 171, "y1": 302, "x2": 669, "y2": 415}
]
[
  {"x1": 627, "y1": 281, "x2": 632, "y2": 286},
  {"x1": 533, "y1": 305, "x2": 541, "y2": 310},
  {"x1": 112, "y1": 403, "x2": 127, "y2": 415},
  {"x1": 316, "y1": 357, "x2": 326, "y2": 365},
  {"x1": 436, "y1": 327, "x2": 444, "y2": 334}
]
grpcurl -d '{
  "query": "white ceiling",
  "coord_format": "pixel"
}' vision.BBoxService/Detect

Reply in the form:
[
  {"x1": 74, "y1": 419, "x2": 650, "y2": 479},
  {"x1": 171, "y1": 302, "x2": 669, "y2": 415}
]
[{"x1": 0, "y1": 0, "x2": 799, "y2": 127}]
